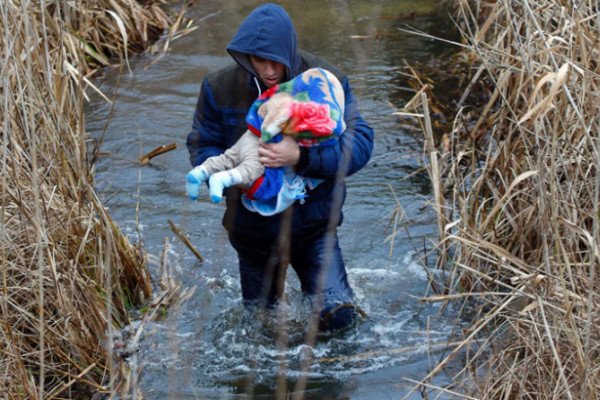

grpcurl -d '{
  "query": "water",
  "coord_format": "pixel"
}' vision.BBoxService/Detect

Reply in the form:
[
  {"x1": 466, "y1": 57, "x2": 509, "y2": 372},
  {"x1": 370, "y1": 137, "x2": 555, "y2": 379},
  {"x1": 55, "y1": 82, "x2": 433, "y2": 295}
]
[{"x1": 85, "y1": 1, "x2": 462, "y2": 398}]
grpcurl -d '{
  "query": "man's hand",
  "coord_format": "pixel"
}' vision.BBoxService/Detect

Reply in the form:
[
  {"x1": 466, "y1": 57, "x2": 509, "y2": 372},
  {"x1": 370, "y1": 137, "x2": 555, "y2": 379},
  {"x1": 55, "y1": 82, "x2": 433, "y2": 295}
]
[{"x1": 258, "y1": 135, "x2": 300, "y2": 168}]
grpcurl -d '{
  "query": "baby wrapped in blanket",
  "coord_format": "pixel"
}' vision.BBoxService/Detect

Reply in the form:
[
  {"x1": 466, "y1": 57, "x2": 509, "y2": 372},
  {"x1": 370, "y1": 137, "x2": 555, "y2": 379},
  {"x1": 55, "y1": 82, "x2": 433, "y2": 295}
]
[{"x1": 186, "y1": 67, "x2": 346, "y2": 216}]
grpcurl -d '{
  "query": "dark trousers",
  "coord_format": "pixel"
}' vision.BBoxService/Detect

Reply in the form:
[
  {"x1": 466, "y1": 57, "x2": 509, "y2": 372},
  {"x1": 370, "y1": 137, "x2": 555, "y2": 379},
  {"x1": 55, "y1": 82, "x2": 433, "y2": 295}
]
[{"x1": 228, "y1": 220, "x2": 357, "y2": 331}]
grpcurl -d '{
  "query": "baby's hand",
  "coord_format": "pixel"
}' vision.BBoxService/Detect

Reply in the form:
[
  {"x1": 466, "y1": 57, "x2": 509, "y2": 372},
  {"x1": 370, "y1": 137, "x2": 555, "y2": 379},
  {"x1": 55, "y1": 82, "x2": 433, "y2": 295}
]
[{"x1": 186, "y1": 166, "x2": 209, "y2": 200}]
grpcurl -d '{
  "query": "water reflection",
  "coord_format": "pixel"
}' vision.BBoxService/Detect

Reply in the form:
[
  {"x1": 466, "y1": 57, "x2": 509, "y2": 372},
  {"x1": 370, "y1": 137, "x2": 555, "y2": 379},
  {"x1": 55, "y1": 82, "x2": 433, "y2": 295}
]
[{"x1": 86, "y1": 0, "x2": 461, "y2": 398}]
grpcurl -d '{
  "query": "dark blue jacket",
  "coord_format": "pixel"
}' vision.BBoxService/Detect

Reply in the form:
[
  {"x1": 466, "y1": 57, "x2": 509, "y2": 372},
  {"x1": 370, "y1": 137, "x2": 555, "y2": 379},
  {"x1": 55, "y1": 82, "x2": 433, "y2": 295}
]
[{"x1": 186, "y1": 4, "x2": 374, "y2": 235}]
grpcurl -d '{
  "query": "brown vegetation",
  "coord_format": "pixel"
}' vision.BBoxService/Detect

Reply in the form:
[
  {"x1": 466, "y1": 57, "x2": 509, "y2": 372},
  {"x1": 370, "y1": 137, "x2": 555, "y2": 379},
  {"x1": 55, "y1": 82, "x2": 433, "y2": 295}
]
[
  {"x1": 404, "y1": 0, "x2": 600, "y2": 398},
  {"x1": 0, "y1": 1, "x2": 178, "y2": 398}
]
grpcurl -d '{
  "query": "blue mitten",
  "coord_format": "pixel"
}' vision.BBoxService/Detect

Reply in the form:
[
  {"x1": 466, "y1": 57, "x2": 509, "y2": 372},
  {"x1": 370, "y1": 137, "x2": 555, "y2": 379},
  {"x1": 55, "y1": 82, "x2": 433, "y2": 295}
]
[
  {"x1": 208, "y1": 170, "x2": 243, "y2": 203},
  {"x1": 186, "y1": 166, "x2": 209, "y2": 200}
]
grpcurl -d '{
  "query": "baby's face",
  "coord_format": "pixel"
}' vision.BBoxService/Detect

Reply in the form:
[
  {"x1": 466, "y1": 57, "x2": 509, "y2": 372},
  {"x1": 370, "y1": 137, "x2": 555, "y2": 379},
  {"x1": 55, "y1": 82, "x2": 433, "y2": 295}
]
[{"x1": 259, "y1": 93, "x2": 295, "y2": 138}]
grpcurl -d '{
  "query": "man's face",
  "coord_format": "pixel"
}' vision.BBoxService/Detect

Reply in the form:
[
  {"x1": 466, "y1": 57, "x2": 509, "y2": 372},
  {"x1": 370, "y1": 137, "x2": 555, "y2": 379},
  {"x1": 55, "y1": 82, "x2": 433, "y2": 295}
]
[{"x1": 249, "y1": 55, "x2": 286, "y2": 88}]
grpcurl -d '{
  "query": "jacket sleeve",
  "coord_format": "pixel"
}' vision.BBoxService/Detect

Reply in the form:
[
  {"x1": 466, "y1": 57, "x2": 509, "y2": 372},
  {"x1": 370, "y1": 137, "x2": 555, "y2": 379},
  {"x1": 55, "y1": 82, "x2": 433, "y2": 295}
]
[
  {"x1": 294, "y1": 78, "x2": 373, "y2": 179},
  {"x1": 186, "y1": 78, "x2": 227, "y2": 167}
]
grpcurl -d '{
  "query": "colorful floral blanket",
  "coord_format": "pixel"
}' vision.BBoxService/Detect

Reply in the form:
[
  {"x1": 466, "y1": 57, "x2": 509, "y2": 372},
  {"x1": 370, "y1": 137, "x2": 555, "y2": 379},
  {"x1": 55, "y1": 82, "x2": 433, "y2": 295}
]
[{"x1": 243, "y1": 67, "x2": 346, "y2": 203}]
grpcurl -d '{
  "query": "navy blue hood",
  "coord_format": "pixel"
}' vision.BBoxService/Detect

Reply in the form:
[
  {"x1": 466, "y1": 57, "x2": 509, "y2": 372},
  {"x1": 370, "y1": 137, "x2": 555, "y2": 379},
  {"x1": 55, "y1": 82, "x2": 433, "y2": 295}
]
[{"x1": 226, "y1": 4, "x2": 302, "y2": 82}]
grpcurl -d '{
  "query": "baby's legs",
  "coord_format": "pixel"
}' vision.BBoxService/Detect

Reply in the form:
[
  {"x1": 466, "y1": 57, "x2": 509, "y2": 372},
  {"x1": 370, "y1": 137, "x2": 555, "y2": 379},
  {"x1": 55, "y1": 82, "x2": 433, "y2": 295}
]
[{"x1": 186, "y1": 132, "x2": 264, "y2": 202}]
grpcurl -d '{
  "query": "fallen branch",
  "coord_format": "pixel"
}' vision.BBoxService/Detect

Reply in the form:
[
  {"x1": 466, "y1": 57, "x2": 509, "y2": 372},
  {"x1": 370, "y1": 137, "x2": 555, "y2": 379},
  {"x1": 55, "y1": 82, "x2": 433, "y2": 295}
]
[
  {"x1": 139, "y1": 143, "x2": 177, "y2": 165},
  {"x1": 167, "y1": 219, "x2": 205, "y2": 262}
]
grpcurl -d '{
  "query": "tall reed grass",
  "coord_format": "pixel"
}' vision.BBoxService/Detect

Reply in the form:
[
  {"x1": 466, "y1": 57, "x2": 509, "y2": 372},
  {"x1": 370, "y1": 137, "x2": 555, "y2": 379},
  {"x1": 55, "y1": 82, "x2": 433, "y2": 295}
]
[
  {"x1": 404, "y1": 0, "x2": 600, "y2": 398},
  {"x1": 0, "y1": 1, "x2": 175, "y2": 398}
]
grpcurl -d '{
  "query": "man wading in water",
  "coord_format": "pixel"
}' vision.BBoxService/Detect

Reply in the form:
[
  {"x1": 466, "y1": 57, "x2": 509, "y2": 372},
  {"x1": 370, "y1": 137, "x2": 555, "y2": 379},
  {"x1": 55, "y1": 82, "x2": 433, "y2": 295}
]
[{"x1": 186, "y1": 3, "x2": 373, "y2": 331}]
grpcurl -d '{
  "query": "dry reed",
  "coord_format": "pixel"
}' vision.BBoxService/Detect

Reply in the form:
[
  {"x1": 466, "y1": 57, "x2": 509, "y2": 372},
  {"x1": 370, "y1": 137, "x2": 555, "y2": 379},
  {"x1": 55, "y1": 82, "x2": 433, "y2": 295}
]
[
  {"x1": 404, "y1": 0, "x2": 600, "y2": 399},
  {"x1": 0, "y1": 1, "x2": 177, "y2": 398}
]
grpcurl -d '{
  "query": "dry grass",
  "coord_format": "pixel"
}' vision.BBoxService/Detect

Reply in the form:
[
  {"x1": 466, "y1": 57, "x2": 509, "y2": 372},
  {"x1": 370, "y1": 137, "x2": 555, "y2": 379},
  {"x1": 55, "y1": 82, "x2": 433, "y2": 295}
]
[
  {"x1": 403, "y1": 0, "x2": 600, "y2": 398},
  {"x1": 0, "y1": 1, "x2": 178, "y2": 398}
]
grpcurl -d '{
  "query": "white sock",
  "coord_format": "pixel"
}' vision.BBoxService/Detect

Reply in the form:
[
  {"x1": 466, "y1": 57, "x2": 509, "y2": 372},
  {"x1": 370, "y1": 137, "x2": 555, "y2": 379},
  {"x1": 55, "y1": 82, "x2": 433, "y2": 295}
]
[
  {"x1": 186, "y1": 166, "x2": 208, "y2": 200},
  {"x1": 208, "y1": 170, "x2": 243, "y2": 203}
]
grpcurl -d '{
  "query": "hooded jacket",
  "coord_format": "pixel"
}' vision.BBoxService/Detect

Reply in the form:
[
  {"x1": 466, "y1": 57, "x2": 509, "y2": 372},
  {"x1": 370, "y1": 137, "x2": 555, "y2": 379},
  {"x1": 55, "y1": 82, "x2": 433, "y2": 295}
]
[{"x1": 186, "y1": 3, "x2": 374, "y2": 235}]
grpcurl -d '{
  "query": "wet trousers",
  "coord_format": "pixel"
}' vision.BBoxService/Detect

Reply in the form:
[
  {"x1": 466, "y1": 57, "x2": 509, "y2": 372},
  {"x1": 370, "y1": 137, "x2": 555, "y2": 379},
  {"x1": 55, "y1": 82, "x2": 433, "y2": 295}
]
[{"x1": 228, "y1": 220, "x2": 357, "y2": 331}]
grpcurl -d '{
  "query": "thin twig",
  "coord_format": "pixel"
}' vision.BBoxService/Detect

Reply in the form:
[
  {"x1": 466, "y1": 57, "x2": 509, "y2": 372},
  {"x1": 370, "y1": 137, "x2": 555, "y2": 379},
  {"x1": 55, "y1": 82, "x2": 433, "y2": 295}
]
[{"x1": 168, "y1": 219, "x2": 205, "y2": 262}]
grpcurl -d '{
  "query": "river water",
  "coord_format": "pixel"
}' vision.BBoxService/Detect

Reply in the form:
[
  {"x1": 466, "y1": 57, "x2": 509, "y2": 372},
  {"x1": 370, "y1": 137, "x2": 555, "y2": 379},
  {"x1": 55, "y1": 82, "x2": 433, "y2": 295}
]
[{"x1": 85, "y1": 1, "x2": 461, "y2": 398}]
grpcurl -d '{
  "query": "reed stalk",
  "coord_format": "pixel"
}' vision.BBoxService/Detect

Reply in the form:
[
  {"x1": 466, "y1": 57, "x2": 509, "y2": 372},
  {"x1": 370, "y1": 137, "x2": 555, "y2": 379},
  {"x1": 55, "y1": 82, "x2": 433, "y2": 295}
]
[
  {"x1": 0, "y1": 1, "x2": 176, "y2": 398},
  {"x1": 405, "y1": 0, "x2": 600, "y2": 398}
]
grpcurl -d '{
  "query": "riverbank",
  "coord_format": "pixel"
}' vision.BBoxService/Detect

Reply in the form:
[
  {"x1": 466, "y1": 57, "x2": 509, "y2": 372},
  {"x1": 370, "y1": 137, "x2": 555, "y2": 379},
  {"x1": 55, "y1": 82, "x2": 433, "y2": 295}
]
[
  {"x1": 407, "y1": 1, "x2": 600, "y2": 398},
  {"x1": 0, "y1": 1, "x2": 181, "y2": 398}
]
